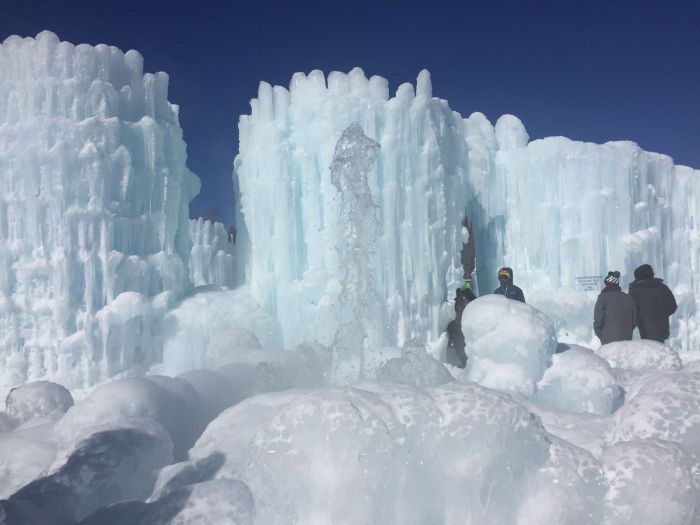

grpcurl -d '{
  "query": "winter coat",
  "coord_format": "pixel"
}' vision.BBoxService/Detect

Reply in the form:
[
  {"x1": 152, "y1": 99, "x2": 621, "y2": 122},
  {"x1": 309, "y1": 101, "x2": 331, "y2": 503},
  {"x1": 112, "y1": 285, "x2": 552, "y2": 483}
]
[
  {"x1": 493, "y1": 267, "x2": 526, "y2": 303},
  {"x1": 593, "y1": 285, "x2": 636, "y2": 344},
  {"x1": 446, "y1": 287, "x2": 474, "y2": 368},
  {"x1": 447, "y1": 317, "x2": 466, "y2": 368},
  {"x1": 628, "y1": 278, "x2": 678, "y2": 342}
]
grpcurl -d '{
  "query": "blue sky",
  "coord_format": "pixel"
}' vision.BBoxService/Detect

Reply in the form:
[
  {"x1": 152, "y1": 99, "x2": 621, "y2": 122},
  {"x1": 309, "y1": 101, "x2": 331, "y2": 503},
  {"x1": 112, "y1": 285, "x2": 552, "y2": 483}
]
[{"x1": 3, "y1": 0, "x2": 699, "y2": 226}]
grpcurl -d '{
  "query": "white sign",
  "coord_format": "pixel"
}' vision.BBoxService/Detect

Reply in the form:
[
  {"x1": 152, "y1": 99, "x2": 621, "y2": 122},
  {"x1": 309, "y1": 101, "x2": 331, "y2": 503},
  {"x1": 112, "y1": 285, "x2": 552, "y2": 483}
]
[{"x1": 575, "y1": 275, "x2": 604, "y2": 292}]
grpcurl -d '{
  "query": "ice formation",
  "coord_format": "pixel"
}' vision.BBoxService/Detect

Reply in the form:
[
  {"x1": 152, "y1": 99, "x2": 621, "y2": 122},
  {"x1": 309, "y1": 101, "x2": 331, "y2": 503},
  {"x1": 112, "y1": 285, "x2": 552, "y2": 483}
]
[
  {"x1": 234, "y1": 68, "x2": 468, "y2": 350},
  {"x1": 3, "y1": 30, "x2": 700, "y2": 524},
  {"x1": 188, "y1": 218, "x2": 236, "y2": 288},
  {"x1": 461, "y1": 295, "x2": 558, "y2": 396},
  {"x1": 234, "y1": 68, "x2": 700, "y2": 353},
  {"x1": 0, "y1": 31, "x2": 199, "y2": 395}
]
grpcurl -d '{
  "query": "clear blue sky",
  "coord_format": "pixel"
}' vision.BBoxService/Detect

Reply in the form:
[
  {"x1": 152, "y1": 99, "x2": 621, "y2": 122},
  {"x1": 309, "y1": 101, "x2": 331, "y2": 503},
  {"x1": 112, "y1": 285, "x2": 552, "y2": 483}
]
[{"x1": 3, "y1": 0, "x2": 699, "y2": 226}]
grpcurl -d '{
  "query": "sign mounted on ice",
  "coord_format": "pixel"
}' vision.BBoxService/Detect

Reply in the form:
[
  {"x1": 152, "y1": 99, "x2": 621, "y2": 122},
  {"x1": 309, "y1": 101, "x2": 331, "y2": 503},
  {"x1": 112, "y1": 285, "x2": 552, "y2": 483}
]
[{"x1": 575, "y1": 276, "x2": 604, "y2": 292}]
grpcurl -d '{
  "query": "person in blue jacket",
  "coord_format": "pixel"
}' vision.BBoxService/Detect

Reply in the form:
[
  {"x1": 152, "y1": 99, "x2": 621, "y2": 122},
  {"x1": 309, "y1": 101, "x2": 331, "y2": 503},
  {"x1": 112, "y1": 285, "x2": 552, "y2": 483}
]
[{"x1": 493, "y1": 267, "x2": 525, "y2": 303}]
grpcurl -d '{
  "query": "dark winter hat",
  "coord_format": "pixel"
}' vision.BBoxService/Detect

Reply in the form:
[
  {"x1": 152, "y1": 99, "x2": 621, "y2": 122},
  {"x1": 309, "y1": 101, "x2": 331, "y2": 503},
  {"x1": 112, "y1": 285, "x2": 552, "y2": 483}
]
[
  {"x1": 604, "y1": 271, "x2": 621, "y2": 285},
  {"x1": 634, "y1": 264, "x2": 654, "y2": 281}
]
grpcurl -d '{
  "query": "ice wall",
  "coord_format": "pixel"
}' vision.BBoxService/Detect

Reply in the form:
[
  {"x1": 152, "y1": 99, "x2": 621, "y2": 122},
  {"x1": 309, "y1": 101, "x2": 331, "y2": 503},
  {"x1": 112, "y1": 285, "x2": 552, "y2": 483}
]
[
  {"x1": 467, "y1": 131, "x2": 700, "y2": 350},
  {"x1": 235, "y1": 68, "x2": 469, "y2": 350},
  {"x1": 189, "y1": 218, "x2": 236, "y2": 288},
  {"x1": 235, "y1": 69, "x2": 700, "y2": 353},
  {"x1": 0, "y1": 32, "x2": 200, "y2": 393}
]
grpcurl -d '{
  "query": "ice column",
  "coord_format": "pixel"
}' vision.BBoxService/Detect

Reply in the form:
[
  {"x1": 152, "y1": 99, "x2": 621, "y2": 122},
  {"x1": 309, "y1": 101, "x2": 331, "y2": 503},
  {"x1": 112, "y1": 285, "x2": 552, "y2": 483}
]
[
  {"x1": 0, "y1": 32, "x2": 200, "y2": 393},
  {"x1": 189, "y1": 218, "x2": 236, "y2": 288}
]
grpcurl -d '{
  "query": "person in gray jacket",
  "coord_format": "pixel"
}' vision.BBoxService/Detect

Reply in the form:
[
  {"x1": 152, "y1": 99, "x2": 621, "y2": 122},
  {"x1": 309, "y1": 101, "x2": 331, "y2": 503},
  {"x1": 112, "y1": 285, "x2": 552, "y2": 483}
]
[
  {"x1": 628, "y1": 264, "x2": 677, "y2": 342},
  {"x1": 593, "y1": 271, "x2": 636, "y2": 345}
]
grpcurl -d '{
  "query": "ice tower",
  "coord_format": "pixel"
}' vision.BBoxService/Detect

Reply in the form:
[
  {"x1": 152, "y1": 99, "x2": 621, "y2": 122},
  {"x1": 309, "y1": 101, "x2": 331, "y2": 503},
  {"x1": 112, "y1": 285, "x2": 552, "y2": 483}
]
[{"x1": 0, "y1": 32, "x2": 200, "y2": 392}]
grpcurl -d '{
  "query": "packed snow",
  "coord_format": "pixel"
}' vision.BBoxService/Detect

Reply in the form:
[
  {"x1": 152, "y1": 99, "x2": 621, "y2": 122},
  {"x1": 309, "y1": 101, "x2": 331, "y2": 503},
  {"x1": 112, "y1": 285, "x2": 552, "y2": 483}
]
[{"x1": 1, "y1": 31, "x2": 700, "y2": 524}]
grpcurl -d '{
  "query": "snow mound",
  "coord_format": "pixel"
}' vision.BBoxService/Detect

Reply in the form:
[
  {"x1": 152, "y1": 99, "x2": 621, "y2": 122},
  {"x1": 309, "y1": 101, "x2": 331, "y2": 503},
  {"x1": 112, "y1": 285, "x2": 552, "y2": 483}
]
[
  {"x1": 596, "y1": 340, "x2": 682, "y2": 372},
  {"x1": 602, "y1": 439, "x2": 698, "y2": 525},
  {"x1": 5, "y1": 381, "x2": 73, "y2": 425},
  {"x1": 608, "y1": 371, "x2": 700, "y2": 455},
  {"x1": 463, "y1": 295, "x2": 558, "y2": 395},
  {"x1": 536, "y1": 347, "x2": 622, "y2": 415},
  {"x1": 150, "y1": 382, "x2": 607, "y2": 524}
]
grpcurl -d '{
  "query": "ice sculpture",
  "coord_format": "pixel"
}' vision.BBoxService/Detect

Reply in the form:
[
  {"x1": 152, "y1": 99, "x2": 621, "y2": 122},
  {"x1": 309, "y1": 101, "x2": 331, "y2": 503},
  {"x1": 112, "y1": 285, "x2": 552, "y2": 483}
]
[
  {"x1": 234, "y1": 68, "x2": 469, "y2": 350},
  {"x1": 0, "y1": 32, "x2": 200, "y2": 394},
  {"x1": 188, "y1": 218, "x2": 236, "y2": 288},
  {"x1": 235, "y1": 68, "x2": 700, "y2": 352}
]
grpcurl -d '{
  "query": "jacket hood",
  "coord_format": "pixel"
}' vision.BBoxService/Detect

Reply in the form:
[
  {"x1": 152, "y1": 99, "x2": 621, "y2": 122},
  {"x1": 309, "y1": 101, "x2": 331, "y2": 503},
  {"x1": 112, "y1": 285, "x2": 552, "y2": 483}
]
[{"x1": 498, "y1": 267, "x2": 514, "y2": 281}]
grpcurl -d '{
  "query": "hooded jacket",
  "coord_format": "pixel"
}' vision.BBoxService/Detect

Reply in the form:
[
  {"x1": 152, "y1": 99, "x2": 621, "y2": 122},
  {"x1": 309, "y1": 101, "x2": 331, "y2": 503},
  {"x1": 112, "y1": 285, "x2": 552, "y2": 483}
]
[
  {"x1": 628, "y1": 277, "x2": 677, "y2": 342},
  {"x1": 593, "y1": 284, "x2": 636, "y2": 344},
  {"x1": 493, "y1": 267, "x2": 526, "y2": 303}
]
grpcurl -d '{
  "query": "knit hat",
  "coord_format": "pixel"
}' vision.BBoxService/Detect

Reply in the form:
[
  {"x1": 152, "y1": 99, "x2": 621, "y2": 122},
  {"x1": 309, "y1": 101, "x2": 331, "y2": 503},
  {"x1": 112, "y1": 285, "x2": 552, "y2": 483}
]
[
  {"x1": 604, "y1": 271, "x2": 621, "y2": 285},
  {"x1": 634, "y1": 264, "x2": 654, "y2": 281}
]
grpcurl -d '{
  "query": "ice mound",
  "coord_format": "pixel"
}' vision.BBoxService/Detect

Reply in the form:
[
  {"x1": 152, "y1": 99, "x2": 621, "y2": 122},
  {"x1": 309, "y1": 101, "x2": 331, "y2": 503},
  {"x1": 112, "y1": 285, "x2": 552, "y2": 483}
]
[
  {"x1": 5, "y1": 380, "x2": 73, "y2": 425},
  {"x1": 536, "y1": 347, "x2": 622, "y2": 415},
  {"x1": 81, "y1": 478, "x2": 255, "y2": 525},
  {"x1": 602, "y1": 439, "x2": 698, "y2": 525},
  {"x1": 608, "y1": 371, "x2": 700, "y2": 455},
  {"x1": 596, "y1": 340, "x2": 682, "y2": 372},
  {"x1": 462, "y1": 295, "x2": 557, "y2": 395},
  {"x1": 53, "y1": 377, "x2": 180, "y2": 449},
  {"x1": 0, "y1": 31, "x2": 200, "y2": 394},
  {"x1": 12, "y1": 417, "x2": 173, "y2": 521},
  {"x1": 376, "y1": 346, "x2": 454, "y2": 387},
  {"x1": 176, "y1": 369, "x2": 238, "y2": 423},
  {"x1": 0, "y1": 418, "x2": 56, "y2": 498},
  {"x1": 158, "y1": 288, "x2": 283, "y2": 376},
  {"x1": 517, "y1": 437, "x2": 605, "y2": 524},
  {"x1": 148, "y1": 382, "x2": 609, "y2": 524}
]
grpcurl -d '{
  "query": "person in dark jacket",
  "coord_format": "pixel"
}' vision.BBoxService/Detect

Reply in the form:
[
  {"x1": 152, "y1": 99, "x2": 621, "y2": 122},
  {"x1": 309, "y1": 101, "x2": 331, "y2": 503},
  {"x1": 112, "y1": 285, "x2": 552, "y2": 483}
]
[
  {"x1": 493, "y1": 267, "x2": 525, "y2": 303},
  {"x1": 593, "y1": 271, "x2": 636, "y2": 345},
  {"x1": 628, "y1": 264, "x2": 677, "y2": 342},
  {"x1": 446, "y1": 281, "x2": 476, "y2": 368}
]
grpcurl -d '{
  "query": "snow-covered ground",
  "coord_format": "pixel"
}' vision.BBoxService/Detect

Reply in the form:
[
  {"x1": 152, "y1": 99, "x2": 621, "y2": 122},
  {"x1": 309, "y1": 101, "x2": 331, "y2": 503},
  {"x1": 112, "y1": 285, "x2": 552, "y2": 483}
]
[{"x1": 1, "y1": 32, "x2": 699, "y2": 524}]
